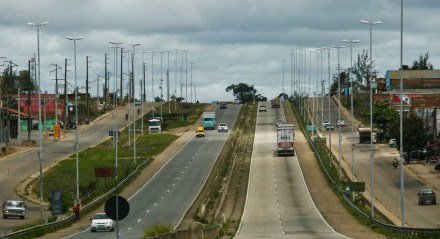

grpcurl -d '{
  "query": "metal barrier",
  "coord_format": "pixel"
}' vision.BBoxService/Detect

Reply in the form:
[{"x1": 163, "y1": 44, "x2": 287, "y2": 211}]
[
  {"x1": 291, "y1": 103, "x2": 440, "y2": 235},
  {"x1": 1, "y1": 157, "x2": 151, "y2": 239}
]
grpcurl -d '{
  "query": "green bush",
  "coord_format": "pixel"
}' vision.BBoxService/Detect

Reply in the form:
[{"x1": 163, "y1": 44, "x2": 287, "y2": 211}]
[{"x1": 143, "y1": 224, "x2": 173, "y2": 238}]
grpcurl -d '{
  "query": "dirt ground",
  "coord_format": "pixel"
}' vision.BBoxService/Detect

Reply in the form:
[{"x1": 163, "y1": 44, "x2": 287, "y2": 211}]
[{"x1": 283, "y1": 100, "x2": 387, "y2": 239}]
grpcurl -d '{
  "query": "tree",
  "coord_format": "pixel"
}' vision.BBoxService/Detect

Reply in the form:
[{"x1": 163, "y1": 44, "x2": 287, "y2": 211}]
[
  {"x1": 329, "y1": 71, "x2": 349, "y2": 96},
  {"x1": 278, "y1": 93, "x2": 288, "y2": 100},
  {"x1": 225, "y1": 83, "x2": 257, "y2": 103},
  {"x1": 388, "y1": 112, "x2": 428, "y2": 155},
  {"x1": 411, "y1": 52, "x2": 434, "y2": 70},
  {"x1": 255, "y1": 94, "x2": 267, "y2": 101},
  {"x1": 353, "y1": 50, "x2": 373, "y2": 86},
  {"x1": 363, "y1": 101, "x2": 399, "y2": 138}
]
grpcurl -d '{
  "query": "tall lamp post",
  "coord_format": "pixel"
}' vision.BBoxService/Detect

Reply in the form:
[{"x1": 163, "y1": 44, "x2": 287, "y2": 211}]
[
  {"x1": 331, "y1": 45, "x2": 346, "y2": 182},
  {"x1": 360, "y1": 19, "x2": 382, "y2": 220},
  {"x1": 128, "y1": 43, "x2": 140, "y2": 164},
  {"x1": 28, "y1": 21, "x2": 48, "y2": 218},
  {"x1": 139, "y1": 50, "x2": 149, "y2": 135},
  {"x1": 66, "y1": 35, "x2": 84, "y2": 204},
  {"x1": 282, "y1": 59, "x2": 286, "y2": 95},
  {"x1": 343, "y1": 38, "x2": 359, "y2": 200},
  {"x1": 190, "y1": 62, "x2": 194, "y2": 103},
  {"x1": 399, "y1": 0, "x2": 405, "y2": 226}
]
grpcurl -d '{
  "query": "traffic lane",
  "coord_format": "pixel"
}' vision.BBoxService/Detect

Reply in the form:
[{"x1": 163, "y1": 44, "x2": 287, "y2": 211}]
[
  {"x1": 331, "y1": 131, "x2": 440, "y2": 227},
  {"x1": 67, "y1": 105, "x2": 241, "y2": 239}
]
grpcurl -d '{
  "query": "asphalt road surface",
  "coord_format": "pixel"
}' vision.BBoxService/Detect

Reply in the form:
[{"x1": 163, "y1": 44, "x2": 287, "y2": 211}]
[
  {"x1": 235, "y1": 102, "x2": 347, "y2": 239},
  {"x1": 64, "y1": 104, "x2": 241, "y2": 239},
  {"x1": 313, "y1": 97, "x2": 440, "y2": 227},
  {"x1": 0, "y1": 103, "x2": 149, "y2": 235}
]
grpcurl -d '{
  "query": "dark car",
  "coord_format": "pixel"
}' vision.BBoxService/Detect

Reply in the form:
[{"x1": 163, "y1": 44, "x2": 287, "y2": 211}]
[
  {"x1": 418, "y1": 189, "x2": 436, "y2": 205},
  {"x1": 220, "y1": 103, "x2": 227, "y2": 109},
  {"x1": 403, "y1": 149, "x2": 427, "y2": 162}
]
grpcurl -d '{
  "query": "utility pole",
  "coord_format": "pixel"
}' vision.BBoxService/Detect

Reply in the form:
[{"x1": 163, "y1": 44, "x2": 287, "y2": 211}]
[
  {"x1": 27, "y1": 59, "x2": 33, "y2": 141},
  {"x1": 86, "y1": 56, "x2": 91, "y2": 120},
  {"x1": 120, "y1": 48, "x2": 124, "y2": 102},
  {"x1": 190, "y1": 62, "x2": 193, "y2": 103},
  {"x1": 104, "y1": 54, "x2": 109, "y2": 109},
  {"x1": 50, "y1": 63, "x2": 62, "y2": 128},
  {"x1": 64, "y1": 58, "x2": 69, "y2": 130}
]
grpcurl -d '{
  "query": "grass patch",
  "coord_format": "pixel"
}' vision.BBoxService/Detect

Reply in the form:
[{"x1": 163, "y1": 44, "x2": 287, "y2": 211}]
[
  {"x1": 33, "y1": 133, "x2": 178, "y2": 211},
  {"x1": 143, "y1": 224, "x2": 173, "y2": 238},
  {"x1": 143, "y1": 103, "x2": 207, "y2": 130}
]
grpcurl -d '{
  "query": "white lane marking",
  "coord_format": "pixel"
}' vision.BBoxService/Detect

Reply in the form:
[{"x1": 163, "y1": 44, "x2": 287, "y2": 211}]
[
  {"x1": 167, "y1": 189, "x2": 170, "y2": 193},
  {"x1": 146, "y1": 210, "x2": 150, "y2": 213},
  {"x1": 137, "y1": 219, "x2": 142, "y2": 223},
  {"x1": 128, "y1": 227, "x2": 132, "y2": 230},
  {"x1": 154, "y1": 203, "x2": 157, "y2": 206}
]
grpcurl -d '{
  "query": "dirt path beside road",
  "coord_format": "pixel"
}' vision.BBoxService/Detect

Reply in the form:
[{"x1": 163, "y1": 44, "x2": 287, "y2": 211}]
[{"x1": 284, "y1": 100, "x2": 386, "y2": 239}]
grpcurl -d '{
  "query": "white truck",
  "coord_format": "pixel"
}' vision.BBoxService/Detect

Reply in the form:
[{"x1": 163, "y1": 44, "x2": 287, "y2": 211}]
[
  {"x1": 277, "y1": 124, "x2": 295, "y2": 156},
  {"x1": 148, "y1": 118, "x2": 162, "y2": 133}
]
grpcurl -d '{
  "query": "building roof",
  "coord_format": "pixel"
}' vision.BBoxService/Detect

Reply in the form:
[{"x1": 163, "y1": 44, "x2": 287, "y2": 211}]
[{"x1": 387, "y1": 70, "x2": 440, "y2": 79}]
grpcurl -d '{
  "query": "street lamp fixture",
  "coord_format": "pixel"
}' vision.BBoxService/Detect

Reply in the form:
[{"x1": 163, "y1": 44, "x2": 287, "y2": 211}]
[
  {"x1": 66, "y1": 36, "x2": 84, "y2": 205},
  {"x1": 28, "y1": 21, "x2": 48, "y2": 219}
]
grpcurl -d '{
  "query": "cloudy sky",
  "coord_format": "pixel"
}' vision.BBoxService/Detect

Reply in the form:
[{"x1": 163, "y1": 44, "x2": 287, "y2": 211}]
[{"x1": 1, "y1": 0, "x2": 439, "y2": 102}]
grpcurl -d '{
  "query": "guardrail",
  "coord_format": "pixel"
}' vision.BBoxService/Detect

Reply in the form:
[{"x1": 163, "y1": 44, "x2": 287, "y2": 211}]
[
  {"x1": 291, "y1": 102, "x2": 440, "y2": 235},
  {"x1": 1, "y1": 157, "x2": 152, "y2": 239}
]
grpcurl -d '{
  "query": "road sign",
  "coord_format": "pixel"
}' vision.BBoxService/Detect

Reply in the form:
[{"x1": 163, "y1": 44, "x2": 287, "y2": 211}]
[
  {"x1": 54, "y1": 124, "x2": 60, "y2": 139},
  {"x1": 108, "y1": 130, "x2": 120, "y2": 137},
  {"x1": 345, "y1": 182, "x2": 365, "y2": 192},
  {"x1": 306, "y1": 125, "x2": 316, "y2": 131},
  {"x1": 50, "y1": 190, "x2": 63, "y2": 215},
  {"x1": 105, "y1": 196, "x2": 130, "y2": 221}
]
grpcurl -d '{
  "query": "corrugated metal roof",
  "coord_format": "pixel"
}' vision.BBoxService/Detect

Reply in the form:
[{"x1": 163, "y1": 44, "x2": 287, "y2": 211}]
[{"x1": 388, "y1": 70, "x2": 440, "y2": 79}]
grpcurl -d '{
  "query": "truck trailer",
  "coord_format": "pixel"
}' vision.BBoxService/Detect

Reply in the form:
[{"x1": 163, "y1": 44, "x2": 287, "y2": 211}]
[
  {"x1": 202, "y1": 112, "x2": 216, "y2": 130},
  {"x1": 277, "y1": 124, "x2": 295, "y2": 156},
  {"x1": 358, "y1": 127, "x2": 371, "y2": 143}
]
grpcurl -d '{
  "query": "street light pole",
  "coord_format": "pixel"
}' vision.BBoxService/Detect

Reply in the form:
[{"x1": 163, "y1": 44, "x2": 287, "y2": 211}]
[
  {"x1": 327, "y1": 47, "x2": 333, "y2": 167},
  {"x1": 150, "y1": 51, "x2": 157, "y2": 117},
  {"x1": 361, "y1": 19, "x2": 382, "y2": 220},
  {"x1": 128, "y1": 43, "x2": 140, "y2": 165},
  {"x1": 399, "y1": 0, "x2": 405, "y2": 226},
  {"x1": 67, "y1": 35, "x2": 84, "y2": 204},
  {"x1": 28, "y1": 21, "x2": 48, "y2": 219},
  {"x1": 343, "y1": 38, "x2": 359, "y2": 200},
  {"x1": 190, "y1": 62, "x2": 194, "y2": 103},
  {"x1": 282, "y1": 59, "x2": 286, "y2": 95},
  {"x1": 332, "y1": 45, "x2": 346, "y2": 181}
]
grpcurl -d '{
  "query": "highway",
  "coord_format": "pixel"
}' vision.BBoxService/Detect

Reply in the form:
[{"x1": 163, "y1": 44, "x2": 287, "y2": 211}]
[
  {"x1": 0, "y1": 104, "x2": 148, "y2": 235},
  {"x1": 313, "y1": 97, "x2": 440, "y2": 227},
  {"x1": 236, "y1": 102, "x2": 347, "y2": 239},
  {"x1": 64, "y1": 104, "x2": 241, "y2": 239}
]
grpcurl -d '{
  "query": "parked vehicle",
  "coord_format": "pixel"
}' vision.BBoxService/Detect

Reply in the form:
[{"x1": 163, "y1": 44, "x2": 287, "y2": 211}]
[
  {"x1": 217, "y1": 123, "x2": 228, "y2": 132},
  {"x1": 202, "y1": 112, "x2": 216, "y2": 130},
  {"x1": 2, "y1": 200, "x2": 26, "y2": 219},
  {"x1": 258, "y1": 105, "x2": 267, "y2": 112},
  {"x1": 418, "y1": 189, "x2": 436, "y2": 205},
  {"x1": 322, "y1": 120, "x2": 329, "y2": 128},
  {"x1": 403, "y1": 149, "x2": 427, "y2": 162},
  {"x1": 277, "y1": 124, "x2": 295, "y2": 156},
  {"x1": 196, "y1": 126, "x2": 205, "y2": 137},
  {"x1": 90, "y1": 213, "x2": 115, "y2": 232}
]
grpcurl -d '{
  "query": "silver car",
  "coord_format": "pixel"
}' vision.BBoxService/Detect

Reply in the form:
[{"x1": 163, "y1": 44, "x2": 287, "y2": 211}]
[
  {"x1": 3, "y1": 200, "x2": 26, "y2": 219},
  {"x1": 218, "y1": 123, "x2": 228, "y2": 132}
]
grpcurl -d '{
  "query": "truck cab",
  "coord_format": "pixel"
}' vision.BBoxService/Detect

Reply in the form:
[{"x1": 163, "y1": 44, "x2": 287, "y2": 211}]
[
  {"x1": 202, "y1": 112, "x2": 216, "y2": 130},
  {"x1": 148, "y1": 118, "x2": 162, "y2": 133}
]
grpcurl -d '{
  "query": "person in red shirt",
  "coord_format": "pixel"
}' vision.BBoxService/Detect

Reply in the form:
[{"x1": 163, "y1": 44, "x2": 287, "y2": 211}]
[{"x1": 73, "y1": 204, "x2": 80, "y2": 222}]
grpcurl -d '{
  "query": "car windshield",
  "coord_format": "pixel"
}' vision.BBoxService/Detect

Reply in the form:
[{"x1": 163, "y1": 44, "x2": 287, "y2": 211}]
[
  {"x1": 220, "y1": 124, "x2": 227, "y2": 127},
  {"x1": 5, "y1": 201, "x2": 24, "y2": 207},
  {"x1": 421, "y1": 190, "x2": 434, "y2": 195},
  {"x1": 94, "y1": 214, "x2": 110, "y2": 219}
]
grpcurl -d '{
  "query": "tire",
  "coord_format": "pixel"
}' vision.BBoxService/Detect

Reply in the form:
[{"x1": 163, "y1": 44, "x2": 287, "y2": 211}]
[
  {"x1": 110, "y1": 227, "x2": 115, "y2": 232},
  {"x1": 91, "y1": 229, "x2": 96, "y2": 233},
  {"x1": 20, "y1": 216, "x2": 25, "y2": 219},
  {"x1": 3, "y1": 214, "x2": 6, "y2": 219}
]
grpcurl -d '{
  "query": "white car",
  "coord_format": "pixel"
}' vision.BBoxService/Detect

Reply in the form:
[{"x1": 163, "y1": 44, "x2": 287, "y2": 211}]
[
  {"x1": 325, "y1": 123, "x2": 335, "y2": 131},
  {"x1": 322, "y1": 120, "x2": 330, "y2": 128},
  {"x1": 218, "y1": 123, "x2": 228, "y2": 132},
  {"x1": 337, "y1": 119, "x2": 346, "y2": 126},
  {"x1": 259, "y1": 106, "x2": 267, "y2": 112},
  {"x1": 90, "y1": 213, "x2": 114, "y2": 232}
]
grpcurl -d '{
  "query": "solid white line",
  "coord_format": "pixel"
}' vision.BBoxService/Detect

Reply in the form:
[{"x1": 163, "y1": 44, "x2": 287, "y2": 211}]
[{"x1": 137, "y1": 219, "x2": 142, "y2": 223}]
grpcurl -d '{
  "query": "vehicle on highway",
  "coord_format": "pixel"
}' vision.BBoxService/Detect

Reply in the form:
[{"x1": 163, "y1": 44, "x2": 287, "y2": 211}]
[
  {"x1": 358, "y1": 128, "x2": 371, "y2": 143},
  {"x1": 259, "y1": 105, "x2": 267, "y2": 112},
  {"x1": 388, "y1": 138, "x2": 397, "y2": 148},
  {"x1": 233, "y1": 99, "x2": 240, "y2": 104},
  {"x1": 196, "y1": 126, "x2": 205, "y2": 137},
  {"x1": 337, "y1": 118, "x2": 346, "y2": 126},
  {"x1": 275, "y1": 119, "x2": 284, "y2": 127},
  {"x1": 202, "y1": 112, "x2": 216, "y2": 130},
  {"x1": 418, "y1": 189, "x2": 436, "y2": 205},
  {"x1": 2, "y1": 200, "x2": 26, "y2": 219},
  {"x1": 322, "y1": 120, "x2": 329, "y2": 128},
  {"x1": 220, "y1": 103, "x2": 227, "y2": 109},
  {"x1": 277, "y1": 124, "x2": 295, "y2": 156},
  {"x1": 271, "y1": 98, "x2": 281, "y2": 108},
  {"x1": 90, "y1": 213, "x2": 114, "y2": 232},
  {"x1": 148, "y1": 118, "x2": 162, "y2": 133},
  {"x1": 134, "y1": 99, "x2": 141, "y2": 106},
  {"x1": 218, "y1": 123, "x2": 228, "y2": 132},
  {"x1": 325, "y1": 123, "x2": 335, "y2": 131}
]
